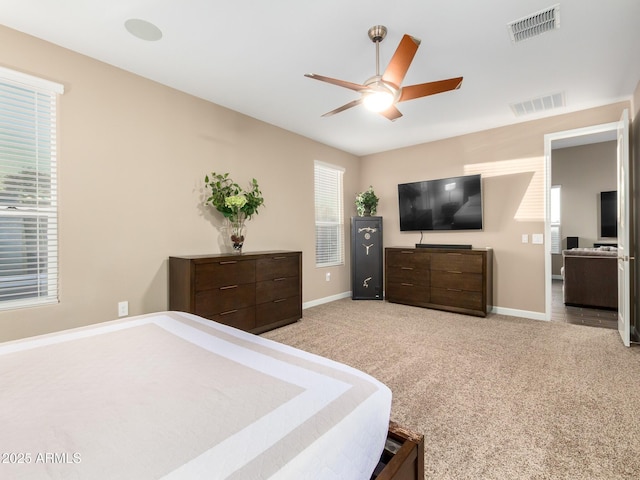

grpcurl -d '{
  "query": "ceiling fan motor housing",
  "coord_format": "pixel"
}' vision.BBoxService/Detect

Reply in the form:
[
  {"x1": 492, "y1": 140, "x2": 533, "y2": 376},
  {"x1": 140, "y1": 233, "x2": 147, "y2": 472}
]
[{"x1": 368, "y1": 25, "x2": 387, "y2": 43}]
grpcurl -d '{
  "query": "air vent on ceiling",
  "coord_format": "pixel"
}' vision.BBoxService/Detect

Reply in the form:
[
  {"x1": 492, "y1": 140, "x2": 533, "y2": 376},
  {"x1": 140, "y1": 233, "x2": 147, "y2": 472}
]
[
  {"x1": 510, "y1": 92, "x2": 565, "y2": 117},
  {"x1": 508, "y1": 4, "x2": 560, "y2": 44}
]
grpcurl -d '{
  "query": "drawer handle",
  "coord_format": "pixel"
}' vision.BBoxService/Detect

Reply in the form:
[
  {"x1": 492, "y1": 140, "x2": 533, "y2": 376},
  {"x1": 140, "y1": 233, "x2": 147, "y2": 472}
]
[
  {"x1": 219, "y1": 261, "x2": 237, "y2": 265},
  {"x1": 401, "y1": 282, "x2": 414, "y2": 287},
  {"x1": 274, "y1": 298, "x2": 287, "y2": 303},
  {"x1": 401, "y1": 267, "x2": 414, "y2": 270},
  {"x1": 446, "y1": 253, "x2": 462, "y2": 256},
  {"x1": 400, "y1": 251, "x2": 414, "y2": 254},
  {"x1": 447, "y1": 288, "x2": 463, "y2": 292},
  {"x1": 273, "y1": 256, "x2": 287, "y2": 260},
  {"x1": 447, "y1": 270, "x2": 462, "y2": 274},
  {"x1": 220, "y1": 285, "x2": 238, "y2": 290},
  {"x1": 273, "y1": 277, "x2": 286, "y2": 282},
  {"x1": 220, "y1": 309, "x2": 238, "y2": 316}
]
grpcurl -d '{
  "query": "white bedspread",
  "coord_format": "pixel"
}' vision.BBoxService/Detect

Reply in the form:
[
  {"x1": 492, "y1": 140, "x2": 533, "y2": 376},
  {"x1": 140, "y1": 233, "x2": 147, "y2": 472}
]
[{"x1": 0, "y1": 311, "x2": 391, "y2": 479}]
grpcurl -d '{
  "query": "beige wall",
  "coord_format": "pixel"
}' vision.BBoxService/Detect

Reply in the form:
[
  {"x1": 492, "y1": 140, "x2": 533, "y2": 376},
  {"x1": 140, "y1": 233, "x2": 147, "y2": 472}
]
[
  {"x1": 0, "y1": 25, "x2": 635, "y2": 340},
  {"x1": 0, "y1": 26, "x2": 361, "y2": 341},
  {"x1": 360, "y1": 103, "x2": 629, "y2": 315},
  {"x1": 550, "y1": 142, "x2": 617, "y2": 275}
]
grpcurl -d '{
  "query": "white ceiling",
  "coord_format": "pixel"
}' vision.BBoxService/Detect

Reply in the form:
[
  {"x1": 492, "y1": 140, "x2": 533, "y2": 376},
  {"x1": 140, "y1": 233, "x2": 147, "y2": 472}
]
[{"x1": 1, "y1": 0, "x2": 638, "y2": 156}]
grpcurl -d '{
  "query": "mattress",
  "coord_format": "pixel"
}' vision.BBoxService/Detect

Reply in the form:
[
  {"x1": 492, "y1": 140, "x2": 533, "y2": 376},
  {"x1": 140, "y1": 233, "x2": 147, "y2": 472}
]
[{"x1": 0, "y1": 311, "x2": 391, "y2": 479}]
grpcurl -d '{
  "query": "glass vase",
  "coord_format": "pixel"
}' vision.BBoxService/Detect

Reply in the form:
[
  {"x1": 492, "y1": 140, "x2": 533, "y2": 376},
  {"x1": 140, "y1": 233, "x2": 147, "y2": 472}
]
[{"x1": 230, "y1": 215, "x2": 246, "y2": 253}]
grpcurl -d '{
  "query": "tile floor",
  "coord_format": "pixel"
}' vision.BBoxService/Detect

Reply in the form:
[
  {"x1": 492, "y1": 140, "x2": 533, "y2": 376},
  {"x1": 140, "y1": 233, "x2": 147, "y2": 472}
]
[{"x1": 551, "y1": 278, "x2": 617, "y2": 330}]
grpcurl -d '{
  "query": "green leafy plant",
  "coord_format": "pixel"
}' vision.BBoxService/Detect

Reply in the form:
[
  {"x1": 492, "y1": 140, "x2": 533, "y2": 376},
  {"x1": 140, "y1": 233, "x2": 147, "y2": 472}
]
[
  {"x1": 204, "y1": 172, "x2": 264, "y2": 221},
  {"x1": 355, "y1": 186, "x2": 379, "y2": 216}
]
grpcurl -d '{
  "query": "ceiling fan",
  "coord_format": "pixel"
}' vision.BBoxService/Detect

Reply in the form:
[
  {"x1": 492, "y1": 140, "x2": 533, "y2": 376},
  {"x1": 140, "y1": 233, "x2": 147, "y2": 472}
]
[{"x1": 305, "y1": 25, "x2": 463, "y2": 121}]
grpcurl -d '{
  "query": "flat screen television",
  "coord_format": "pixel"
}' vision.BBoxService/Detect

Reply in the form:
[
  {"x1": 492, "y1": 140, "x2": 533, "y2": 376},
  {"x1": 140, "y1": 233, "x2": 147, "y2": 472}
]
[
  {"x1": 398, "y1": 174, "x2": 483, "y2": 231},
  {"x1": 600, "y1": 190, "x2": 617, "y2": 238}
]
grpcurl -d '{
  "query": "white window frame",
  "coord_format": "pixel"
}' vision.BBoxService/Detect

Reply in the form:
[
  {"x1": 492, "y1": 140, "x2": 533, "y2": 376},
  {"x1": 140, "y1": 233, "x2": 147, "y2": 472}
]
[
  {"x1": 550, "y1": 185, "x2": 561, "y2": 254},
  {"x1": 314, "y1": 161, "x2": 345, "y2": 267},
  {"x1": 0, "y1": 67, "x2": 63, "y2": 310}
]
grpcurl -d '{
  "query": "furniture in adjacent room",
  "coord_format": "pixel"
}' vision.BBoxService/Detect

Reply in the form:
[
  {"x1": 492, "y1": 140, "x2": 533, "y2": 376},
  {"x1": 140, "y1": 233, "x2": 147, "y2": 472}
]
[
  {"x1": 385, "y1": 246, "x2": 493, "y2": 317},
  {"x1": 567, "y1": 236, "x2": 579, "y2": 249},
  {"x1": 562, "y1": 248, "x2": 617, "y2": 309},
  {"x1": 593, "y1": 241, "x2": 617, "y2": 248},
  {"x1": 351, "y1": 216, "x2": 383, "y2": 300},
  {"x1": 169, "y1": 250, "x2": 302, "y2": 334}
]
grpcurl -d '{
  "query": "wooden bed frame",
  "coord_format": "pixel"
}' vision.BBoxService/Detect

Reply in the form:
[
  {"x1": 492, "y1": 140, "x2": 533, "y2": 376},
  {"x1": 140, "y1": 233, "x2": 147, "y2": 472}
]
[{"x1": 371, "y1": 421, "x2": 425, "y2": 480}]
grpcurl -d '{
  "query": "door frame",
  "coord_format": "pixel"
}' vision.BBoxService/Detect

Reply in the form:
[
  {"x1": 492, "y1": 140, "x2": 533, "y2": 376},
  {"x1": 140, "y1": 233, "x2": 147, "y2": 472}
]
[
  {"x1": 543, "y1": 122, "x2": 619, "y2": 321},
  {"x1": 617, "y1": 109, "x2": 631, "y2": 346}
]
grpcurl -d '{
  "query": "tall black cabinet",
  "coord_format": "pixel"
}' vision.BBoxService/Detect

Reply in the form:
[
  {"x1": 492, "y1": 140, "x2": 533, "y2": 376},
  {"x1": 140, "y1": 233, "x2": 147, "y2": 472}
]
[{"x1": 351, "y1": 216, "x2": 383, "y2": 300}]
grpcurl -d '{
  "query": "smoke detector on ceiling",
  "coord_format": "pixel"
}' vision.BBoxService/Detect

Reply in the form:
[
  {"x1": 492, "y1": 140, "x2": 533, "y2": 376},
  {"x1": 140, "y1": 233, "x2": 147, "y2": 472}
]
[{"x1": 508, "y1": 4, "x2": 560, "y2": 44}]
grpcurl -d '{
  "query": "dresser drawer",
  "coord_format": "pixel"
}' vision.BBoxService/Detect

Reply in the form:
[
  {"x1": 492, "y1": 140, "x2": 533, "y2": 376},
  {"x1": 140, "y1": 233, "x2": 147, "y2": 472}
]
[
  {"x1": 195, "y1": 283, "x2": 255, "y2": 316},
  {"x1": 256, "y1": 296, "x2": 301, "y2": 328},
  {"x1": 431, "y1": 252, "x2": 483, "y2": 273},
  {"x1": 195, "y1": 260, "x2": 255, "y2": 290},
  {"x1": 207, "y1": 306, "x2": 256, "y2": 331},
  {"x1": 430, "y1": 287, "x2": 483, "y2": 311},
  {"x1": 256, "y1": 254, "x2": 300, "y2": 281},
  {"x1": 386, "y1": 265, "x2": 429, "y2": 287},
  {"x1": 386, "y1": 250, "x2": 430, "y2": 269},
  {"x1": 256, "y1": 276, "x2": 300, "y2": 304},
  {"x1": 386, "y1": 282, "x2": 430, "y2": 304},
  {"x1": 430, "y1": 271, "x2": 482, "y2": 292}
]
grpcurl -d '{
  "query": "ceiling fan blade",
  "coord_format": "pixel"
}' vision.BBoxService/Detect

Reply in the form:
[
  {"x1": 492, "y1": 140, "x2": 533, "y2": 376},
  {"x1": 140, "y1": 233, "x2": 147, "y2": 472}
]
[
  {"x1": 399, "y1": 77, "x2": 463, "y2": 102},
  {"x1": 304, "y1": 73, "x2": 367, "y2": 92},
  {"x1": 379, "y1": 105, "x2": 403, "y2": 121},
  {"x1": 321, "y1": 98, "x2": 363, "y2": 117},
  {"x1": 381, "y1": 34, "x2": 421, "y2": 88}
]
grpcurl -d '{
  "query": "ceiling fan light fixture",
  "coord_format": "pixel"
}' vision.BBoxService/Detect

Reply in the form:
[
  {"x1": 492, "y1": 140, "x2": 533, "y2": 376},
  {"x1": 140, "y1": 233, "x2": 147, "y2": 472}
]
[{"x1": 363, "y1": 89, "x2": 395, "y2": 112}]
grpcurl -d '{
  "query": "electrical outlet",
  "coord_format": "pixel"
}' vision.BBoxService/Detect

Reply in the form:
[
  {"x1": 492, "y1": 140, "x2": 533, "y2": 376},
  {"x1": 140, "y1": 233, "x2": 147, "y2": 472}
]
[
  {"x1": 118, "y1": 301, "x2": 129, "y2": 317},
  {"x1": 325, "y1": 272, "x2": 331, "y2": 282}
]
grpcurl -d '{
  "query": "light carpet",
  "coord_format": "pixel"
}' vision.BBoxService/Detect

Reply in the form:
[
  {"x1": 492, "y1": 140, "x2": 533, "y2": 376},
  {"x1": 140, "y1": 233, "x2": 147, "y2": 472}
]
[{"x1": 262, "y1": 298, "x2": 640, "y2": 479}]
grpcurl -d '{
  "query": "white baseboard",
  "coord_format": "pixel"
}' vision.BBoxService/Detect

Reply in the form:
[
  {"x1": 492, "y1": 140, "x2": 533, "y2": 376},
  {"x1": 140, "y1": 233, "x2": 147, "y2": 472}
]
[
  {"x1": 303, "y1": 291, "x2": 351, "y2": 310},
  {"x1": 491, "y1": 306, "x2": 548, "y2": 321},
  {"x1": 304, "y1": 293, "x2": 549, "y2": 322}
]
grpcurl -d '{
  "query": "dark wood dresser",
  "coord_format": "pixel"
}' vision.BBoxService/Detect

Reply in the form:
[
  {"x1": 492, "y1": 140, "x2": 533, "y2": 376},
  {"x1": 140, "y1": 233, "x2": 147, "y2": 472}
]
[
  {"x1": 385, "y1": 247, "x2": 492, "y2": 317},
  {"x1": 169, "y1": 251, "x2": 302, "y2": 333}
]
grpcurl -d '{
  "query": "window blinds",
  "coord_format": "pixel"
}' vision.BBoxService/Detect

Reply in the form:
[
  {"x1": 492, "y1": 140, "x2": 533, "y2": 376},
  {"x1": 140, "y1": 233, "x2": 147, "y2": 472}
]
[
  {"x1": 0, "y1": 69, "x2": 63, "y2": 309},
  {"x1": 314, "y1": 161, "x2": 344, "y2": 267}
]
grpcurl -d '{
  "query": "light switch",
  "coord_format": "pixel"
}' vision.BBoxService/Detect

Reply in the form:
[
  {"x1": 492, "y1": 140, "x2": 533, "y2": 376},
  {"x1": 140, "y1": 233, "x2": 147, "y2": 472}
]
[
  {"x1": 532, "y1": 233, "x2": 544, "y2": 244},
  {"x1": 521, "y1": 234, "x2": 529, "y2": 244}
]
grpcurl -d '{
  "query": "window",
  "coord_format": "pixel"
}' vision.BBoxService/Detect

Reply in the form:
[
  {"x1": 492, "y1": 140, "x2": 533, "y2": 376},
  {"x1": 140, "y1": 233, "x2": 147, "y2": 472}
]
[
  {"x1": 0, "y1": 67, "x2": 63, "y2": 310},
  {"x1": 314, "y1": 161, "x2": 344, "y2": 267},
  {"x1": 550, "y1": 185, "x2": 561, "y2": 254}
]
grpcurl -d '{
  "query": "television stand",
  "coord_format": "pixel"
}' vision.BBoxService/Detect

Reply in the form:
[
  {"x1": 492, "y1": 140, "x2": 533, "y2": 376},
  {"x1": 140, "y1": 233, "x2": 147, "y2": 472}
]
[{"x1": 593, "y1": 241, "x2": 617, "y2": 248}]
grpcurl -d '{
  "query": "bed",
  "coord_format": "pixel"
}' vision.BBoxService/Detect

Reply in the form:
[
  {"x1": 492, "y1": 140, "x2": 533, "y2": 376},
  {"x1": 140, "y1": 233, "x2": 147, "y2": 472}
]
[{"x1": 0, "y1": 311, "x2": 393, "y2": 479}]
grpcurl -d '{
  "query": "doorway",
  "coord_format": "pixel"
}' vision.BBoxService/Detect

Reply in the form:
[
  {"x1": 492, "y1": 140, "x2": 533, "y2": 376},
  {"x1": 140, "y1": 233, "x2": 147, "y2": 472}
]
[{"x1": 544, "y1": 122, "x2": 619, "y2": 327}]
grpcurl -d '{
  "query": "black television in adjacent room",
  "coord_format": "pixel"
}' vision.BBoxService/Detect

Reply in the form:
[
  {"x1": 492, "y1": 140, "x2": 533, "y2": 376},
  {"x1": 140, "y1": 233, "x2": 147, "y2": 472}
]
[
  {"x1": 398, "y1": 174, "x2": 483, "y2": 231},
  {"x1": 600, "y1": 190, "x2": 617, "y2": 238}
]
